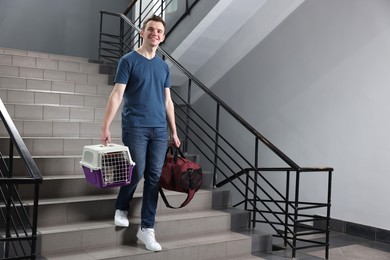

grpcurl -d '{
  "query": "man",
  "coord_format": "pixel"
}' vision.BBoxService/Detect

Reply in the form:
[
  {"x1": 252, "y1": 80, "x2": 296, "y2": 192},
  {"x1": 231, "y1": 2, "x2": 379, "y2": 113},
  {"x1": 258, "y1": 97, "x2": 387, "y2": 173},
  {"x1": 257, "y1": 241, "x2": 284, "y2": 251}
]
[{"x1": 100, "y1": 15, "x2": 180, "y2": 252}]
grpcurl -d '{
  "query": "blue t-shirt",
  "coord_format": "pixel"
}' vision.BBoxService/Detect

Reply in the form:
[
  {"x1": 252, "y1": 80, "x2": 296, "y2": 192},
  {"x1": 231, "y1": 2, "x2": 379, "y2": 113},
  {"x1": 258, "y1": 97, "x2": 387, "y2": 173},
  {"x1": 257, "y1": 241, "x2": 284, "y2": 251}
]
[{"x1": 114, "y1": 51, "x2": 170, "y2": 128}]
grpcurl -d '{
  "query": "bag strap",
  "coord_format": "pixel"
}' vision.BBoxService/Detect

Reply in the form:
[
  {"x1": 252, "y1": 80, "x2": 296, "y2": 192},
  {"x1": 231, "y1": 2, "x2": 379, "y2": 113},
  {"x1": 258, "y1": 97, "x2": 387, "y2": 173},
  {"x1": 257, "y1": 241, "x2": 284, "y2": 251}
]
[
  {"x1": 160, "y1": 145, "x2": 193, "y2": 209},
  {"x1": 166, "y1": 146, "x2": 187, "y2": 163},
  {"x1": 159, "y1": 187, "x2": 196, "y2": 209}
]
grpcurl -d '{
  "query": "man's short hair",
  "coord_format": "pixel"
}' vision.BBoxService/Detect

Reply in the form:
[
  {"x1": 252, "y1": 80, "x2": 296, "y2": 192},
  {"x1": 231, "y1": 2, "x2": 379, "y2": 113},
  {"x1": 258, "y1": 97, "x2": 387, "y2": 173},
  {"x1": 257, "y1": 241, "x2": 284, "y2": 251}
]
[{"x1": 142, "y1": 15, "x2": 166, "y2": 31}]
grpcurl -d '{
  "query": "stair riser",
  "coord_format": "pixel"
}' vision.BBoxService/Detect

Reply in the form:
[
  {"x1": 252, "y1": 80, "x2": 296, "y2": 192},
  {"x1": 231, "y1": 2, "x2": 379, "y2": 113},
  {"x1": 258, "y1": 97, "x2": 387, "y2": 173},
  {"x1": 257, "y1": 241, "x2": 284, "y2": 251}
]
[
  {"x1": 0, "y1": 54, "x2": 99, "y2": 74},
  {"x1": 32, "y1": 191, "x2": 213, "y2": 227},
  {"x1": 10, "y1": 157, "x2": 81, "y2": 176},
  {"x1": 38, "y1": 213, "x2": 246, "y2": 256},
  {"x1": 0, "y1": 48, "x2": 90, "y2": 63},
  {"x1": 18, "y1": 178, "x2": 119, "y2": 199},
  {"x1": 0, "y1": 76, "x2": 113, "y2": 95},
  {"x1": 0, "y1": 53, "x2": 100, "y2": 74},
  {"x1": 3, "y1": 103, "x2": 111, "y2": 121},
  {"x1": 0, "y1": 137, "x2": 121, "y2": 156},
  {"x1": 40, "y1": 232, "x2": 251, "y2": 259},
  {"x1": 0, "y1": 119, "x2": 121, "y2": 138},
  {"x1": 0, "y1": 89, "x2": 109, "y2": 108}
]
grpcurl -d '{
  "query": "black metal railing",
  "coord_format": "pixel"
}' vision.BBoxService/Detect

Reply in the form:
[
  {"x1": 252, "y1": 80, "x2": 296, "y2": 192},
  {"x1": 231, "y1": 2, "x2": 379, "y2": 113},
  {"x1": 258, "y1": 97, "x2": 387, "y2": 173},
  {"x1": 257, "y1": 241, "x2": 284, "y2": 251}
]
[
  {"x1": 98, "y1": 2, "x2": 333, "y2": 259},
  {"x1": 0, "y1": 99, "x2": 42, "y2": 260}
]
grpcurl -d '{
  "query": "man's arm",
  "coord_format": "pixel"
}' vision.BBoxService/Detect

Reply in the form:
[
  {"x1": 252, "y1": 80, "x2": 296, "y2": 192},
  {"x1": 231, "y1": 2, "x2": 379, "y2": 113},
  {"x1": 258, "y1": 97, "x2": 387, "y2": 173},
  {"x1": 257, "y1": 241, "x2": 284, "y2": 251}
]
[
  {"x1": 100, "y1": 83, "x2": 126, "y2": 145},
  {"x1": 165, "y1": 88, "x2": 181, "y2": 148}
]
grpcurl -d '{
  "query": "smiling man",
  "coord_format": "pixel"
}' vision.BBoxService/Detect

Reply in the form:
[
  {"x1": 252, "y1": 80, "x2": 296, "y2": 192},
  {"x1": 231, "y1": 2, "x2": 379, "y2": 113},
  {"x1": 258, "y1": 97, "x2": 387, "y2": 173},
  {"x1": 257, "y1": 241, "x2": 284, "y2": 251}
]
[{"x1": 100, "y1": 15, "x2": 180, "y2": 251}]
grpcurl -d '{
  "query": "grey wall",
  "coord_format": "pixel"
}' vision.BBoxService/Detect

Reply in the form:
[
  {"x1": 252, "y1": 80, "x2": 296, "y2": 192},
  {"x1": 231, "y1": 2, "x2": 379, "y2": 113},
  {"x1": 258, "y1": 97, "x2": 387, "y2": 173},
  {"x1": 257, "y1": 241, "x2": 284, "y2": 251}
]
[
  {"x1": 194, "y1": 0, "x2": 390, "y2": 230},
  {"x1": 0, "y1": 0, "x2": 128, "y2": 59},
  {"x1": 162, "y1": 0, "x2": 219, "y2": 53}
]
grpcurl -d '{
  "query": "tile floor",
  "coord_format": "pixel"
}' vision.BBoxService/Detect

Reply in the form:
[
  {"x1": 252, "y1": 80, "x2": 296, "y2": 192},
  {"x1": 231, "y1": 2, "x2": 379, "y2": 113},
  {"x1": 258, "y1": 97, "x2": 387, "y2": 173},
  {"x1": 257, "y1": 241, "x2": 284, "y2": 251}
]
[{"x1": 253, "y1": 231, "x2": 390, "y2": 259}]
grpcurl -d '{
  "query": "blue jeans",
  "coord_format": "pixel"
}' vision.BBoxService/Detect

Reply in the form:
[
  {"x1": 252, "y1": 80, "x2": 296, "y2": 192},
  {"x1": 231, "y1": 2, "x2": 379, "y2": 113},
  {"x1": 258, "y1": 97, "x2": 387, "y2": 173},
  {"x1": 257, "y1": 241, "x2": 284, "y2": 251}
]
[{"x1": 115, "y1": 127, "x2": 168, "y2": 228}]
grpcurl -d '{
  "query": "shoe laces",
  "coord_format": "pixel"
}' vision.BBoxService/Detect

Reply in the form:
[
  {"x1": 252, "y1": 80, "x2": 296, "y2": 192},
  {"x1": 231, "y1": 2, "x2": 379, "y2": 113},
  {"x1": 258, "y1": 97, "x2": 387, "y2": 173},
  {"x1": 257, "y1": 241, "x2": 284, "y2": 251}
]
[{"x1": 143, "y1": 228, "x2": 156, "y2": 239}]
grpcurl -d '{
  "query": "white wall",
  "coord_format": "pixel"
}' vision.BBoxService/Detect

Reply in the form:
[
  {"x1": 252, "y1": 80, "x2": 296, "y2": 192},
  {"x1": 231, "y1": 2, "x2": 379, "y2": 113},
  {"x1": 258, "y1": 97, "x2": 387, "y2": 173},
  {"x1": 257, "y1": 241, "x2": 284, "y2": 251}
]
[{"x1": 196, "y1": 0, "x2": 390, "y2": 230}]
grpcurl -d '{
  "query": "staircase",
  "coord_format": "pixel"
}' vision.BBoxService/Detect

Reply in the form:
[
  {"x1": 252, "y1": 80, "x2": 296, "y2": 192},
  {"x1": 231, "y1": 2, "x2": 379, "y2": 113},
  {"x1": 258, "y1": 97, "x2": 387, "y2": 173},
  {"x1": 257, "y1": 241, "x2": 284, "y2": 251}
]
[{"x1": 0, "y1": 47, "x2": 270, "y2": 259}]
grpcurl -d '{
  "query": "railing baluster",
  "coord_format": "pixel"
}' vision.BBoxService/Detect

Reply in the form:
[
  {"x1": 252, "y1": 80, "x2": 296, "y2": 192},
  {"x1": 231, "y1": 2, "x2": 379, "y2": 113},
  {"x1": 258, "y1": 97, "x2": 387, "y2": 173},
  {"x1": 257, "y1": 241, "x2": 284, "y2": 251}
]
[
  {"x1": 213, "y1": 103, "x2": 220, "y2": 188},
  {"x1": 183, "y1": 79, "x2": 192, "y2": 153},
  {"x1": 253, "y1": 138, "x2": 259, "y2": 228},
  {"x1": 325, "y1": 170, "x2": 333, "y2": 259},
  {"x1": 99, "y1": 11, "x2": 103, "y2": 61},
  {"x1": 292, "y1": 170, "x2": 301, "y2": 259},
  {"x1": 284, "y1": 170, "x2": 290, "y2": 248},
  {"x1": 120, "y1": 19, "x2": 124, "y2": 57}
]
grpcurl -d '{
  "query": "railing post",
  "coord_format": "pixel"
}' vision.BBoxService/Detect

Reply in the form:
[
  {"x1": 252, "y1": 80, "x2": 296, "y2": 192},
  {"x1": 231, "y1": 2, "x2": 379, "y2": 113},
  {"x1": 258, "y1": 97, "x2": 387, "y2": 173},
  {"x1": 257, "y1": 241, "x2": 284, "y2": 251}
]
[
  {"x1": 31, "y1": 183, "x2": 40, "y2": 260},
  {"x1": 138, "y1": 0, "x2": 142, "y2": 28},
  {"x1": 5, "y1": 140, "x2": 14, "y2": 258},
  {"x1": 292, "y1": 170, "x2": 301, "y2": 259},
  {"x1": 120, "y1": 18, "x2": 125, "y2": 57},
  {"x1": 160, "y1": 0, "x2": 164, "y2": 19},
  {"x1": 325, "y1": 170, "x2": 333, "y2": 259},
  {"x1": 99, "y1": 12, "x2": 103, "y2": 61},
  {"x1": 284, "y1": 170, "x2": 291, "y2": 248},
  {"x1": 244, "y1": 170, "x2": 251, "y2": 227},
  {"x1": 252, "y1": 138, "x2": 259, "y2": 228},
  {"x1": 183, "y1": 79, "x2": 192, "y2": 153},
  {"x1": 212, "y1": 104, "x2": 220, "y2": 188}
]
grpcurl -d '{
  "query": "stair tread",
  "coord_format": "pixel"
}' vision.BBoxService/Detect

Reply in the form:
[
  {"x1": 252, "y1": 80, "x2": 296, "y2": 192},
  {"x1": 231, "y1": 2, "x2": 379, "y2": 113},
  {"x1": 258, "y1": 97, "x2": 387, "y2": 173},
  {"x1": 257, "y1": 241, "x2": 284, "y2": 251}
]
[{"x1": 38, "y1": 208, "x2": 231, "y2": 234}]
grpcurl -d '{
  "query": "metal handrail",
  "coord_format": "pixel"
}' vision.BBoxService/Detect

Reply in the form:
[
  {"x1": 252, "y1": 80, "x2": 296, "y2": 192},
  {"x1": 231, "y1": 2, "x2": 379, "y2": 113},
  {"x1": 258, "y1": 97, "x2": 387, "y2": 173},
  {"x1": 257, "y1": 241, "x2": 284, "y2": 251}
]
[{"x1": 0, "y1": 98, "x2": 42, "y2": 259}]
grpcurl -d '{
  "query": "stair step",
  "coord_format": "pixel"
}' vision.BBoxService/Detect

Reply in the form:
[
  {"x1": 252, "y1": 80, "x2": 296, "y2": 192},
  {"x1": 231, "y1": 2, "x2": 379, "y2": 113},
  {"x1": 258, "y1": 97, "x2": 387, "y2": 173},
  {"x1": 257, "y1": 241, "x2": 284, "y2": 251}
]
[
  {"x1": 25, "y1": 190, "x2": 213, "y2": 227},
  {"x1": 11, "y1": 156, "x2": 83, "y2": 176},
  {"x1": 0, "y1": 88, "x2": 109, "y2": 108},
  {"x1": 38, "y1": 230, "x2": 252, "y2": 259},
  {"x1": 0, "y1": 53, "x2": 100, "y2": 73},
  {"x1": 2, "y1": 103, "x2": 111, "y2": 121},
  {"x1": 0, "y1": 75, "x2": 113, "y2": 95},
  {"x1": 18, "y1": 174, "x2": 119, "y2": 199},
  {"x1": 0, "y1": 47, "x2": 91, "y2": 63},
  {"x1": 0, "y1": 137, "x2": 121, "y2": 156},
  {"x1": 0, "y1": 64, "x2": 110, "y2": 85},
  {"x1": 0, "y1": 118, "x2": 121, "y2": 138}
]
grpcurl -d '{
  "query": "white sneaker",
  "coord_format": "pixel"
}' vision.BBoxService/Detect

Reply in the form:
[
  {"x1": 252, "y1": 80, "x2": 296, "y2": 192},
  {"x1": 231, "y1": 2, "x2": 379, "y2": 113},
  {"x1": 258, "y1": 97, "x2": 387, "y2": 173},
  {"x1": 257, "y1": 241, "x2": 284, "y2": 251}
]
[
  {"x1": 114, "y1": 209, "x2": 129, "y2": 227},
  {"x1": 137, "y1": 227, "x2": 162, "y2": 251}
]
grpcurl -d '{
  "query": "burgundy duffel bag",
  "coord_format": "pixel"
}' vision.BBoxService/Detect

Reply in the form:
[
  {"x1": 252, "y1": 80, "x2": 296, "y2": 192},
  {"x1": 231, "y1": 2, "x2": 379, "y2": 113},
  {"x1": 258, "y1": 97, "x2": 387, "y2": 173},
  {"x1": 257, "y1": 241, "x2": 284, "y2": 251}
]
[{"x1": 159, "y1": 146, "x2": 202, "y2": 209}]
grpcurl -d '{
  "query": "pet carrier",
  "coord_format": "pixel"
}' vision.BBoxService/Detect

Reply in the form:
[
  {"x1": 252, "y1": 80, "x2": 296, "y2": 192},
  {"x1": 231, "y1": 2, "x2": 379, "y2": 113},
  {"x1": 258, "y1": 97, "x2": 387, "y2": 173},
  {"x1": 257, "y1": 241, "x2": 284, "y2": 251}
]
[{"x1": 80, "y1": 144, "x2": 135, "y2": 188}]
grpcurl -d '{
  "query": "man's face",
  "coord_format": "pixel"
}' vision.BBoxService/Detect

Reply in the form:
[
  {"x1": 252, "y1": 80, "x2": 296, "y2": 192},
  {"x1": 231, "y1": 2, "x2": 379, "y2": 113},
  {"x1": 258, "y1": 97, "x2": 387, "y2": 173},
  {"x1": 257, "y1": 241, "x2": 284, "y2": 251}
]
[{"x1": 141, "y1": 20, "x2": 165, "y2": 47}]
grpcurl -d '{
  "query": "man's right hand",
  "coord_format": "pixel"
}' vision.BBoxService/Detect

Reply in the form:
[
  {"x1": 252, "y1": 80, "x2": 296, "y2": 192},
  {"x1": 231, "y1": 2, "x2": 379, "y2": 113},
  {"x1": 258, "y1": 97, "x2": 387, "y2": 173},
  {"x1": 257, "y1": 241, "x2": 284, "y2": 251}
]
[{"x1": 100, "y1": 128, "x2": 111, "y2": 145}]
